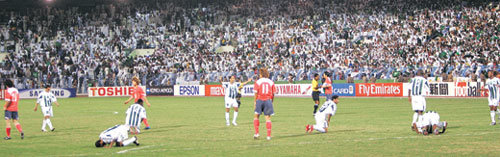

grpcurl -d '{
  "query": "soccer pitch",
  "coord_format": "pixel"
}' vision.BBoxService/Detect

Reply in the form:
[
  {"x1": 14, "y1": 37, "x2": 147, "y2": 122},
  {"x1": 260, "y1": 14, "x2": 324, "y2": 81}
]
[{"x1": 0, "y1": 96, "x2": 496, "y2": 156}]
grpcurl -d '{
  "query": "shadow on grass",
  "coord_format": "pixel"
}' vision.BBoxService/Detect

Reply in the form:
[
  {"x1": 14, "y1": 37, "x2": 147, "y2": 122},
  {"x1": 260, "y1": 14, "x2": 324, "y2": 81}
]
[{"x1": 274, "y1": 133, "x2": 313, "y2": 140}]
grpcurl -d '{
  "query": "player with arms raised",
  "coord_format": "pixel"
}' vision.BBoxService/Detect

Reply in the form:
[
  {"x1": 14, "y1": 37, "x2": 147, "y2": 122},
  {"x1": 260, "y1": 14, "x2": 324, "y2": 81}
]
[
  {"x1": 95, "y1": 124, "x2": 139, "y2": 148},
  {"x1": 221, "y1": 76, "x2": 240, "y2": 126},
  {"x1": 3, "y1": 79, "x2": 24, "y2": 140},
  {"x1": 124, "y1": 77, "x2": 151, "y2": 130},
  {"x1": 253, "y1": 68, "x2": 276, "y2": 140},
  {"x1": 306, "y1": 95, "x2": 338, "y2": 133},
  {"x1": 409, "y1": 70, "x2": 430, "y2": 130},
  {"x1": 33, "y1": 84, "x2": 61, "y2": 132}
]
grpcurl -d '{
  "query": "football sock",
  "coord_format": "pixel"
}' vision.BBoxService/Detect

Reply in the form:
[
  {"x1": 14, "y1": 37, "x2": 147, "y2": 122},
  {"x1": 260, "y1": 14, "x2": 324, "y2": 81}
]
[
  {"x1": 42, "y1": 119, "x2": 47, "y2": 130},
  {"x1": 266, "y1": 121, "x2": 272, "y2": 137},
  {"x1": 122, "y1": 136, "x2": 137, "y2": 146},
  {"x1": 225, "y1": 112, "x2": 230, "y2": 124},
  {"x1": 46, "y1": 119, "x2": 53, "y2": 130},
  {"x1": 232, "y1": 112, "x2": 238, "y2": 123},
  {"x1": 491, "y1": 111, "x2": 496, "y2": 122},
  {"x1": 253, "y1": 119, "x2": 259, "y2": 134},
  {"x1": 15, "y1": 124, "x2": 22, "y2": 133},
  {"x1": 6, "y1": 127, "x2": 11, "y2": 137},
  {"x1": 142, "y1": 118, "x2": 150, "y2": 127},
  {"x1": 412, "y1": 112, "x2": 418, "y2": 124},
  {"x1": 313, "y1": 104, "x2": 318, "y2": 113}
]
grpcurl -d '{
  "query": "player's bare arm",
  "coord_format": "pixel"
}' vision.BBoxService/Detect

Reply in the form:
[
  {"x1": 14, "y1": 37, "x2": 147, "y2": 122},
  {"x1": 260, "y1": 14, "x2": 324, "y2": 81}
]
[
  {"x1": 34, "y1": 103, "x2": 39, "y2": 111},
  {"x1": 124, "y1": 96, "x2": 133, "y2": 104},
  {"x1": 3, "y1": 100, "x2": 11, "y2": 111},
  {"x1": 143, "y1": 97, "x2": 151, "y2": 107},
  {"x1": 54, "y1": 101, "x2": 60, "y2": 107}
]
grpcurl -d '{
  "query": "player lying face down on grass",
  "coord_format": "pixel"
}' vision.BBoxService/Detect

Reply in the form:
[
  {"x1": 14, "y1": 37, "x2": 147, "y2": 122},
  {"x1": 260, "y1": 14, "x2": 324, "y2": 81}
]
[
  {"x1": 306, "y1": 95, "x2": 339, "y2": 133},
  {"x1": 95, "y1": 124, "x2": 140, "y2": 148},
  {"x1": 415, "y1": 111, "x2": 448, "y2": 135},
  {"x1": 125, "y1": 99, "x2": 147, "y2": 134}
]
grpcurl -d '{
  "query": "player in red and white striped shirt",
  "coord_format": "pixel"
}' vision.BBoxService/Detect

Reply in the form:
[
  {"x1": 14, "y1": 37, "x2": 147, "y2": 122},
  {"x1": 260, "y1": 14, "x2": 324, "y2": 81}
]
[
  {"x1": 253, "y1": 68, "x2": 276, "y2": 140},
  {"x1": 124, "y1": 77, "x2": 151, "y2": 130}
]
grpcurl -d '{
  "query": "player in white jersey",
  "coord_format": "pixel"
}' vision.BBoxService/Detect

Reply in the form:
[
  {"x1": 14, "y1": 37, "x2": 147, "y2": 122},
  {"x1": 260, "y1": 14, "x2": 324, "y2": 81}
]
[
  {"x1": 415, "y1": 111, "x2": 448, "y2": 135},
  {"x1": 483, "y1": 71, "x2": 500, "y2": 125},
  {"x1": 125, "y1": 99, "x2": 147, "y2": 134},
  {"x1": 409, "y1": 70, "x2": 430, "y2": 130},
  {"x1": 95, "y1": 124, "x2": 140, "y2": 148},
  {"x1": 33, "y1": 85, "x2": 61, "y2": 132},
  {"x1": 305, "y1": 95, "x2": 338, "y2": 133},
  {"x1": 221, "y1": 76, "x2": 240, "y2": 126}
]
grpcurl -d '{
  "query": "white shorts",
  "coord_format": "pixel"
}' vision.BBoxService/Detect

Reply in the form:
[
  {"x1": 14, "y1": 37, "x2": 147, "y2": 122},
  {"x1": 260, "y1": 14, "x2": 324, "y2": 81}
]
[
  {"x1": 488, "y1": 99, "x2": 499, "y2": 106},
  {"x1": 41, "y1": 107, "x2": 53, "y2": 117},
  {"x1": 225, "y1": 99, "x2": 238, "y2": 108},
  {"x1": 314, "y1": 114, "x2": 328, "y2": 129},
  {"x1": 421, "y1": 113, "x2": 440, "y2": 126},
  {"x1": 411, "y1": 96, "x2": 426, "y2": 111}
]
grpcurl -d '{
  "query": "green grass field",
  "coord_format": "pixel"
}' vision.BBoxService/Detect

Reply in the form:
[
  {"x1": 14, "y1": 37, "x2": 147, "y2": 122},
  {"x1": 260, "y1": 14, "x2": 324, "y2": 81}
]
[{"x1": 0, "y1": 96, "x2": 496, "y2": 156}]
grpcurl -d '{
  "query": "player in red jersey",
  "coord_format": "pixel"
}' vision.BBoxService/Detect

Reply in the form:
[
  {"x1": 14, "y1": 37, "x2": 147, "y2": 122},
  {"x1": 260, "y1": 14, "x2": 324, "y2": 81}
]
[
  {"x1": 322, "y1": 72, "x2": 333, "y2": 101},
  {"x1": 253, "y1": 68, "x2": 276, "y2": 140},
  {"x1": 3, "y1": 79, "x2": 24, "y2": 140},
  {"x1": 124, "y1": 77, "x2": 151, "y2": 130}
]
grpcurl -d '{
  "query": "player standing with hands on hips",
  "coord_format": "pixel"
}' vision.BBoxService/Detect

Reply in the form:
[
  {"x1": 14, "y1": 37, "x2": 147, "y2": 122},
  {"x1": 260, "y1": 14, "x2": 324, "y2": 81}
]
[
  {"x1": 253, "y1": 68, "x2": 276, "y2": 140},
  {"x1": 124, "y1": 77, "x2": 151, "y2": 130},
  {"x1": 34, "y1": 84, "x2": 61, "y2": 132}
]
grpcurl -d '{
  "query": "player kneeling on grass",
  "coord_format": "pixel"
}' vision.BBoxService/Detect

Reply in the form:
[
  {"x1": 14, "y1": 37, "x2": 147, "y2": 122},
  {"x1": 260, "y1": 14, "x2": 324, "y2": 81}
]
[
  {"x1": 34, "y1": 84, "x2": 61, "y2": 132},
  {"x1": 95, "y1": 124, "x2": 139, "y2": 148},
  {"x1": 415, "y1": 111, "x2": 447, "y2": 135},
  {"x1": 306, "y1": 95, "x2": 338, "y2": 133},
  {"x1": 125, "y1": 99, "x2": 147, "y2": 134}
]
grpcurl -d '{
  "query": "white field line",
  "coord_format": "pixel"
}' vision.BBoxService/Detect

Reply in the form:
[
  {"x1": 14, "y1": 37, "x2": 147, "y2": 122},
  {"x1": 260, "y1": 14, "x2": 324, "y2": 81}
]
[{"x1": 116, "y1": 145, "x2": 153, "y2": 154}]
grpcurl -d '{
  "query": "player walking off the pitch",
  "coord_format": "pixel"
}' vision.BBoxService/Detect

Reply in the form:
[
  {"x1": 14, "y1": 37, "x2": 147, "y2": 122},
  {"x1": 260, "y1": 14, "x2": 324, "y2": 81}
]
[
  {"x1": 3, "y1": 79, "x2": 24, "y2": 140},
  {"x1": 484, "y1": 71, "x2": 500, "y2": 125},
  {"x1": 34, "y1": 84, "x2": 61, "y2": 132},
  {"x1": 221, "y1": 76, "x2": 240, "y2": 126},
  {"x1": 95, "y1": 124, "x2": 140, "y2": 148},
  {"x1": 311, "y1": 73, "x2": 321, "y2": 115},
  {"x1": 253, "y1": 68, "x2": 276, "y2": 140},
  {"x1": 322, "y1": 72, "x2": 333, "y2": 101},
  {"x1": 306, "y1": 95, "x2": 338, "y2": 133},
  {"x1": 409, "y1": 70, "x2": 430, "y2": 130},
  {"x1": 124, "y1": 77, "x2": 151, "y2": 130}
]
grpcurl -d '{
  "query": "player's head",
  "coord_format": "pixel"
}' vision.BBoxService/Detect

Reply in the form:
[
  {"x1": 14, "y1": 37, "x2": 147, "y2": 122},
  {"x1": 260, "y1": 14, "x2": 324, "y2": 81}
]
[
  {"x1": 95, "y1": 139, "x2": 105, "y2": 147},
  {"x1": 323, "y1": 72, "x2": 330, "y2": 78},
  {"x1": 132, "y1": 76, "x2": 140, "y2": 86},
  {"x1": 417, "y1": 70, "x2": 424, "y2": 76},
  {"x1": 259, "y1": 68, "x2": 269, "y2": 79},
  {"x1": 4, "y1": 79, "x2": 13, "y2": 88},
  {"x1": 230, "y1": 76, "x2": 235, "y2": 83},
  {"x1": 313, "y1": 73, "x2": 319, "y2": 80},
  {"x1": 136, "y1": 99, "x2": 144, "y2": 106},
  {"x1": 332, "y1": 95, "x2": 339, "y2": 103},
  {"x1": 44, "y1": 84, "x2": 51, "y2": 92}
]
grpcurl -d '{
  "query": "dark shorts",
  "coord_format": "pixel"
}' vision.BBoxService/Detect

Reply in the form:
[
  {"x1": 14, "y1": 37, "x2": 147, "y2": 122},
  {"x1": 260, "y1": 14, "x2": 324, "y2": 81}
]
[
  {"x1": 4, "y1": 111, "x2": 19, "y2": 120},
  {"x1": 255, "y1": 100, "x2": 274, "y2": 116},
  {"x1": 312, "y1": 91, "x2": 320, "y2": 101},
  {"x1": 236, "y1": 93, "x2": 242, "y2": 99},
  {"x1": 325, "y1": 94, "x2": 333, "y2": 101}
]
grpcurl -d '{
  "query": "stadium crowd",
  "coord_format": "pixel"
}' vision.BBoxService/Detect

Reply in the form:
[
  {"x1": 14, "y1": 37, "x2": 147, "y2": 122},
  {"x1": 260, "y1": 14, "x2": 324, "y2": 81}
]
[{"x1": 0, "y1": 0, "x2": 498, "y2": 93}]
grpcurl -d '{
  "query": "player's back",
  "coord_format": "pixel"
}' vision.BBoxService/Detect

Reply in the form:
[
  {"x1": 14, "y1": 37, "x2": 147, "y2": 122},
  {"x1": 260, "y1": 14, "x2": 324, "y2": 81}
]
[
  {"x1": 126, "y1": 104, "x2": 145, "y2": 127},
  {"x1": 486, "y1": 78, "x2": 500, "y2": 100},
  {"x1": 410, "y1": 76, "x2": 428, "y2": 96},
  {"x1": 100, "y1": 125, "x2": 128, "y2": 142},
  {"x1": 254, "y1": 78, "x2": 275, "y2": 100},
  {"x1": 317, "y1": 100, "x2": 336, "y2": 118},
  {"x1": 5, "y1": 87, "x2": 20, "y2": 111}
]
